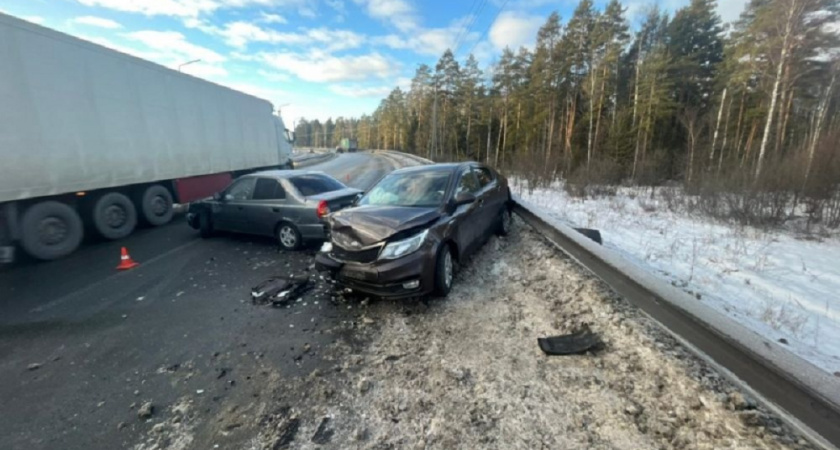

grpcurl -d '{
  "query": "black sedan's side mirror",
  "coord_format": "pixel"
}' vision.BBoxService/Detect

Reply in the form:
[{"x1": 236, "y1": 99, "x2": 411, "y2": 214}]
[{"x1": 453, "y1": 192, "x2": 476, "y2": 207}]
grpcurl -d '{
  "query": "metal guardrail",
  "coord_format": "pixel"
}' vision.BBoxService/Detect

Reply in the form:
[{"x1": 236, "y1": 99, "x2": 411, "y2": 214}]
[{"x1": 511, "y1": 196, "x2": 840, "y2": 450}]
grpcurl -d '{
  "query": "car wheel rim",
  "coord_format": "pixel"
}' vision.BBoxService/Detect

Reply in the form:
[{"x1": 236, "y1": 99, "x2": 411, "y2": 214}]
[
  {"x1": 280, "y1": 226, "x2": 296, "y2": 248},
  {"x1": 443, "y1": 250, "x2": 453, "y2": 288},
  {"x1": 39, "y1": 217, "x2": 67, "y2": 245},
  {"x1": 150, "y1": 196, "x2": 168, "y2": 216},
  {"x1": 104, "y1": 205, "x2": 127, "y2": 228}
]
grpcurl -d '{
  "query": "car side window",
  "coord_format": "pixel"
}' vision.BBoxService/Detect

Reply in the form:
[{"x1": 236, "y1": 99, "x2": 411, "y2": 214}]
[
  {"x1": 253, "y1": 178, "x2": 286, "y2": 200},
  {"x1": 456, "y1": 169, "x2": 480, "y2": 195},
  {"x1": 226, "y1": 178, "x2": 256, "y2": 201},
  {"x1": 474, "y1": 167, "x2": 495, "y2": 188}
]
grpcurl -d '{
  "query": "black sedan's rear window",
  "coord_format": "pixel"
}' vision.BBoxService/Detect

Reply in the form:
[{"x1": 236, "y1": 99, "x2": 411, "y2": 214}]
[{"x1": 288, "y1": 174, "x2": 345, "y2": 196}]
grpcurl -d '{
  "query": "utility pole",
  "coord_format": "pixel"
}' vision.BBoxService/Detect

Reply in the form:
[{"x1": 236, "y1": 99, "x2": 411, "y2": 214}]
[{"x1": 430, "y1": 84, "x2": 438, "y2": 160}]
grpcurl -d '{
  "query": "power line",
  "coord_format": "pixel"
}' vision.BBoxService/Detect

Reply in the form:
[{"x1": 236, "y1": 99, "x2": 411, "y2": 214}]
[
  {"x1": 450, "y1": 0, "x2": 481, "y2": 52},
  {"x1": 452, "y1": 0, "x2": 490, "y2": 57},
  {"x1": 466, "y1": 0, "x2": 509, "y2": 57}
]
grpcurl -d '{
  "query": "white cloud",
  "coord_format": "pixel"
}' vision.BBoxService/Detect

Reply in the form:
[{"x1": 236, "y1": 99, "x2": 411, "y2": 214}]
[
  {"x1": 73, "y1": 15, "x2": 122, "y2": 29},
  {"x1": 354, "y1": 0, "x2": 418, "y2": 32},
  {"x1": 716, "y1": 0, "x2": 749, "y2": 24},
  {"x1": 299, "y1": 6, "x2": 318, "y2": 18},
  {"x1": 127, "y1": 30, "x2": 227, "y2": 63},
  {"x1": 378, "y1": 26, "x2": 477, "y2": 57},
  {"x1": 326, "y1": 0, "x2": 345, "y2": 12},
  {"x1": 329, "y1": 83, "x2": 392, "y2": 97},
  {"x1": 78, "y1": 33, "x2": 160, "y2": 60},
  {"x1": 122, "y1": 30, "x2": 229, "y2": 79},
  {"x1": 75, "y1": 0, "x2": 313, "y2": 18},
  {"x1": 180, "y1": 63, "x2": 229, "y2": 78},
  {"x1": 76, "y1": 0, "x2": 219, "y2": 17},
  {"x1": 376, "y1": 15, "x2": 478, "y2": 57},
  {"x1": 261, "y1": 50, "x2": 398, "y2": 82},
  {"x1": 257, "y1": 69, "x2": 292, "y2": 82},
  {"x1": 221, "y1": 81, "x2": 289, "y2": 104},
  {"x1": 488, "y1": 11, "x2": 543, "y2": 51},
  {"x1": 395, "y1": 76, "x2": 411, "y2": 91},
  {"x1": 192, "y1": 20, "x2": 366, "y2": 51},
  {"x1": 259, "y1": 12, "x2": 287, "y2": 24},
  {"x1": 22, "y1": 15, "x2": 46, "y2": 24}
]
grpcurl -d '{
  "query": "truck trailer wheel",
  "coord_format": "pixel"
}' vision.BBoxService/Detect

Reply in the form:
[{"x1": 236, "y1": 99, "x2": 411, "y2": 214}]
[
  {"x1": 91, "y1": 192, "x2": 137, "y2": 240},
  {"x1": 138, "y1": 185, "x2": 174, "y2": 226},
  {"x1": 20, "y1": 201, "x2": 84, "y2": 260}
]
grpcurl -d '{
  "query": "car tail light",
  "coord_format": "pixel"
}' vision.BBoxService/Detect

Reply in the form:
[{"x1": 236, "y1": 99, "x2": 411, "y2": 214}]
[{"x1": 316, "y1": 200, "x2": 330, "y2": 219}]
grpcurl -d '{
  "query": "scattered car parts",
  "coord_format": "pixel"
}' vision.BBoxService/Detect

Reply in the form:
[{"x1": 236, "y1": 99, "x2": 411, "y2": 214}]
[{"x1": 538, "y1": 327, "x2": 603, "y2": 355}]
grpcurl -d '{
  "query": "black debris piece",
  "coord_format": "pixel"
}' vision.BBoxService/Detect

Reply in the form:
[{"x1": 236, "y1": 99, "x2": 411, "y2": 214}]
[
  {"x1": 311, "y1": 417, "x2": 334, "y2": 444},
  {"x1": 573, "y1": 228, "x2": 603, "y2": 245},
  {"x1": 251, "y1": 275, "x2": 312, "y2": 306},
  {"x1": 538, "y1": 327, "x2": 603, "y2": 355},
  {"x1": 271, "y1": 417, "x2": 300, "y2": 449}
]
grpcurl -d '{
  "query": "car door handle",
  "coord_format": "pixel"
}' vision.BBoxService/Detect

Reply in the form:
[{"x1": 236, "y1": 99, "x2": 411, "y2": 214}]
[
  {"x1": 237, "y1": 206, "x2": 244, "y2": 210},
  {"x1": 272, "y1": 207, "x2": 280, "y2": 212}
]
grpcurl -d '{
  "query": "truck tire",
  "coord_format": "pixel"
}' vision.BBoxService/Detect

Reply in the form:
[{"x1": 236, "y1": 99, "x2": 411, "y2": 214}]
[
  {"x1": 20, "y1": 201, "x2": 84, "y2": 260},
  {"x1": 138, "y1": 185, "x2": 174, "y2": 226},
  {"x1": 91, "y1": 192, "x2": 137, "y2": 240}
]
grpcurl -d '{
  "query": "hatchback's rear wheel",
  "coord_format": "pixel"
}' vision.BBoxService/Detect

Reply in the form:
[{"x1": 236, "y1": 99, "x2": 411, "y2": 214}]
[
  {"x1": 433, "y1": 244, "x2": 454, "y2": 297},
  {"x1": 277, "y1": 223, "x2": 301, "y2": 251}
]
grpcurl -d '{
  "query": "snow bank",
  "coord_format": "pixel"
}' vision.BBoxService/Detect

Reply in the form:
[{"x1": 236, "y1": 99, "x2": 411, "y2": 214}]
[{"x1": 512, "y1": 180, "x2": 840, "y2": 375}]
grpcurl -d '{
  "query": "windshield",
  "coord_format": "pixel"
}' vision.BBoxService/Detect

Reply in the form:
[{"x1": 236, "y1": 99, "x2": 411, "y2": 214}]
[
  {"x1": 359, "y1": 171, "x2": 451, "y2": 207},
  {"x1": 288, "y1": 174, "x2": 345, "y2": 196}
]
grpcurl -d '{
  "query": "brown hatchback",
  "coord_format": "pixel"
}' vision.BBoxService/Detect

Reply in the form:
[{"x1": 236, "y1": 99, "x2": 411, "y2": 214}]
[{"x1": 316, "y1": 162, "x2": 512, "y2": 298}]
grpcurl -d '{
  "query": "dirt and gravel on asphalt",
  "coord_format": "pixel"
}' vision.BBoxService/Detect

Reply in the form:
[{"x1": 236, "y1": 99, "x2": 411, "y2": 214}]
[{"x1": 135, "y1": 218, "x2": 815, "y2": 449}]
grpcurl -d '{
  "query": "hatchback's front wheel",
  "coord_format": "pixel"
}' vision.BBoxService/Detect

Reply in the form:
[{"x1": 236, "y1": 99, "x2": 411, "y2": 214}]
[{"x1": 433, "y1": 244, "x2": 455, "y2": 297}]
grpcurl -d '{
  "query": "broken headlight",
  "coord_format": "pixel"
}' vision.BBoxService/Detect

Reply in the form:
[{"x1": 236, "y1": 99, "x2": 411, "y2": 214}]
[{"x1": 379, "y1": 229, "x2": 428, "y2": 260}]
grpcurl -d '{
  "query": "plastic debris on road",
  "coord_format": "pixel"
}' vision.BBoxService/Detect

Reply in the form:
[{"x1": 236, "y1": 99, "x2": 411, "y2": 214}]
[
  {"x1": 538, "y1": 326, "x2": 603, "y2": 355},
  {"x1": 251, "y1": 275, "x2": 313, "y2": 306}
]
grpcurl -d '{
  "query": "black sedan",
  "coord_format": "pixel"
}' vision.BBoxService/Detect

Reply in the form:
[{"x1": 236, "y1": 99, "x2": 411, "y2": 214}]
[
  {"x1": 317, "y1": 162, "x2": 511, "y2": 298},
  {"x1": 187, "y1": 170, "x2": 361, "y2": 250}
]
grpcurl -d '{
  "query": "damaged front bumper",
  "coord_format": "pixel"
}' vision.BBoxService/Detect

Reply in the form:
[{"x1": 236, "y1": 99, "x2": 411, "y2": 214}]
[{"x1": 315, "y1": 246, "x2": 435, "y2": 299}]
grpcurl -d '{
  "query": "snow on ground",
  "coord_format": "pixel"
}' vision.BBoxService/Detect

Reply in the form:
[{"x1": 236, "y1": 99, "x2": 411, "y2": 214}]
[
  {"x1": 512, "y1": 180, "x2": 840, "y2": 376},
  {"x1": 256, "y1": 223, "x2": 811, "y2": 448}
]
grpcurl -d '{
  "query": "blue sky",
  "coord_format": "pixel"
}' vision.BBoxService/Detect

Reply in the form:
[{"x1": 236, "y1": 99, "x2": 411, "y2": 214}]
[{"x1": 1, "y1": 0, "x2": 747, "y2": 123}]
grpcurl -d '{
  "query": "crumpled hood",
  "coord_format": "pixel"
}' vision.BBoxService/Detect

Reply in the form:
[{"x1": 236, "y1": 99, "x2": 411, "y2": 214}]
[{"x1": 328, "y1": 205, "x2": 441, "y2": 247}]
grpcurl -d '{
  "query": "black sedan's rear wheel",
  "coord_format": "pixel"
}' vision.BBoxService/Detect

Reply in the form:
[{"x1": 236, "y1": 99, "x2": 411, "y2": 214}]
[
  {"x1": 277, "y1": 223, "x2": 302, "y2": 251},
  {"x1": 497, "y1": 206, "x2": 512, "y2": 236},
  {"x1": 433, "y1": 244, "x2": 455, "y2": 297}
]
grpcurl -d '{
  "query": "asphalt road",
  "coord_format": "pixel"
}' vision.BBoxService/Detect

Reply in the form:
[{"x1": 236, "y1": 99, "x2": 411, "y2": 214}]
[{"x1": 0, "y1": 151, "x2": 408, "y2": 450}]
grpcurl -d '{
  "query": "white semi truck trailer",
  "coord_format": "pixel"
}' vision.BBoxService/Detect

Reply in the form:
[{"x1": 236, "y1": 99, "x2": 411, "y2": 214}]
[{"x1": 0, "y1": 13, "x2": 294, "y2": 261}]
